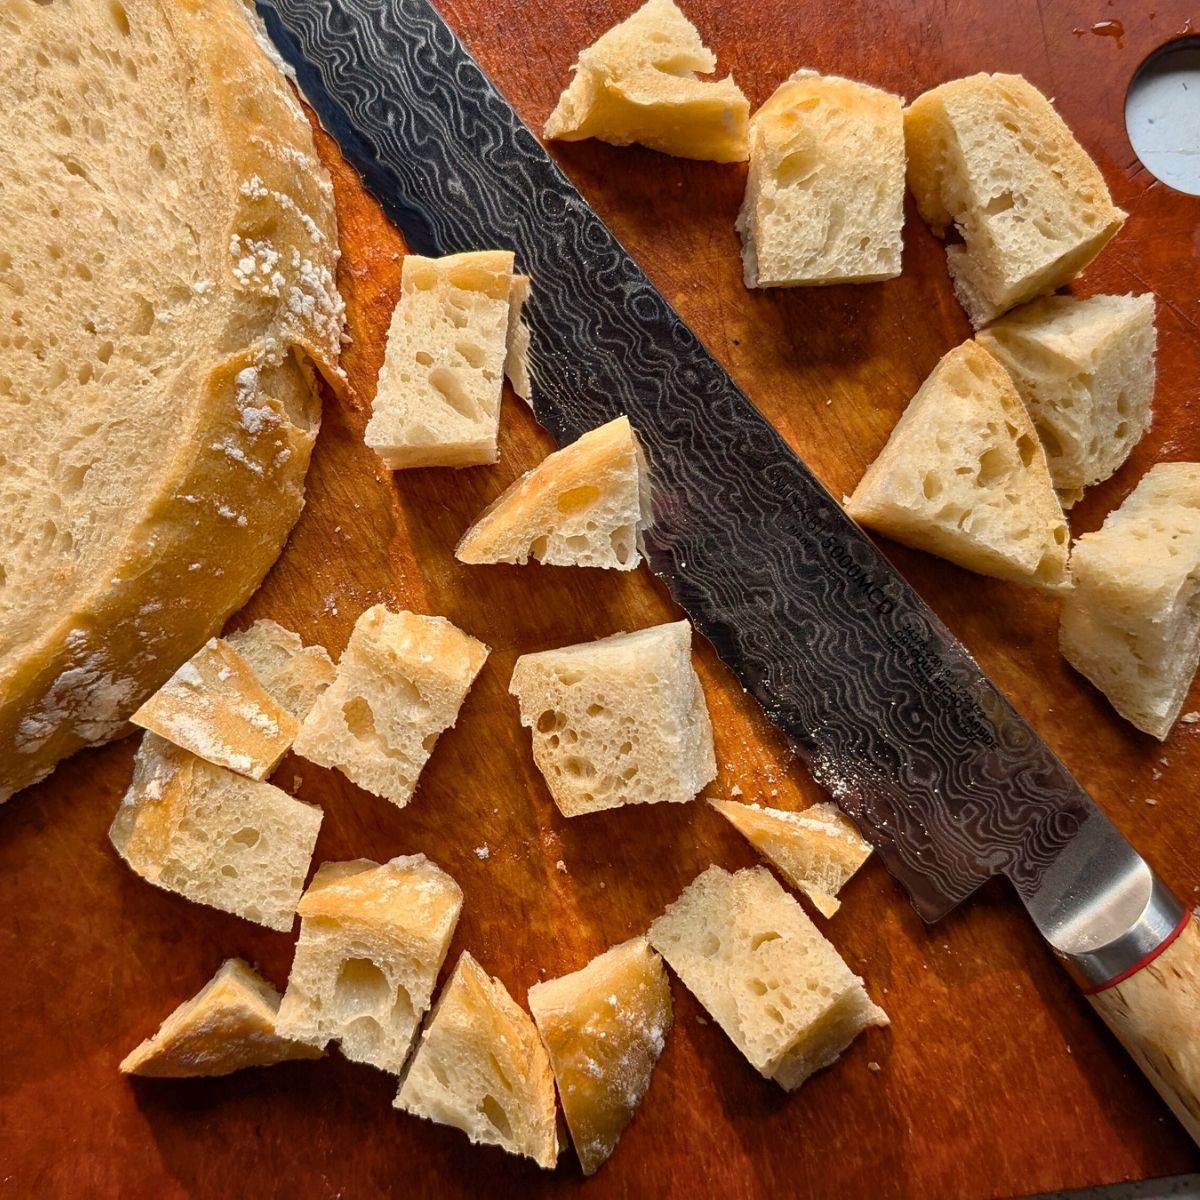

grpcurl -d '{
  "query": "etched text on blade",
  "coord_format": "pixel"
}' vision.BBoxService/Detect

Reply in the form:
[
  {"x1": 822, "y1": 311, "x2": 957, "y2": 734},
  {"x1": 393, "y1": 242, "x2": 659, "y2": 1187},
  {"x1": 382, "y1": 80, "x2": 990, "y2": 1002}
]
[{"x1": 258, "y1": 0, "x2": 1098, "y2": 921}]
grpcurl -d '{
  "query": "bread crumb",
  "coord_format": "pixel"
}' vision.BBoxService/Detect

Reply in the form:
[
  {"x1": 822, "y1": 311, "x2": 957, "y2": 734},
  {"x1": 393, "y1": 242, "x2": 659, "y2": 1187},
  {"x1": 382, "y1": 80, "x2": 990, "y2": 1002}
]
[
  {"x1": 867, "y1": 1061, "x2": 881, "y2": 1073},
  {"x1": 474, "y1": 844, "x2": 490, "y2": 861},
  {"x1": 730, "y1": 784, "x2": 743, "y2": 797},
  {"x1": 292, "y1": 775, "x2": 303, "y2": 792},
  {"x1": 1181, "y1": 712, "x2": 1200, "y2": 724},
  {"x1": 555, "y1": 859, "x2": 567, "y2": 873}
]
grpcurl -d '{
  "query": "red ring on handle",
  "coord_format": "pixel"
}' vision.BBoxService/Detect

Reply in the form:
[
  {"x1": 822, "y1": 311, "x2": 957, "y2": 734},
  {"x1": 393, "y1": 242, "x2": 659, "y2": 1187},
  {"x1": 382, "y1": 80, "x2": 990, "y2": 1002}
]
[{"x1": 1082, "y1": 909, "x2": 1194, "y2": 995}]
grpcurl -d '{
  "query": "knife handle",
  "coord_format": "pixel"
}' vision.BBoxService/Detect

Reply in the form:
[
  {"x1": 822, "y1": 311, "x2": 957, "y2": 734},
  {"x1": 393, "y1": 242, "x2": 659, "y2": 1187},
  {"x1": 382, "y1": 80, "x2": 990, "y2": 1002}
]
[{"x1": 1084, "y1": 911, "x2": 1200, "y2": 1146}]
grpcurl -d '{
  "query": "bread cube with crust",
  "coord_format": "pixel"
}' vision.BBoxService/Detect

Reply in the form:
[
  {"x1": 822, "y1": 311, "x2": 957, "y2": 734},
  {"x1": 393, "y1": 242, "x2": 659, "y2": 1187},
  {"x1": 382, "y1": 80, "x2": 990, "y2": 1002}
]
[{"x1": 225, "y1": 619, "x2": 335, "y2": 722}]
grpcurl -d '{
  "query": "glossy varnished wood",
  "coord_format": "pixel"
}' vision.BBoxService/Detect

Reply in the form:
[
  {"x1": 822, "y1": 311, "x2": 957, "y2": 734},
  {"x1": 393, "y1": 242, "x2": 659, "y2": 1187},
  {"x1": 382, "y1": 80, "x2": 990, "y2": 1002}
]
[{"x1": 3, "y1": 3, "x2": 1199, "y2": 1196}]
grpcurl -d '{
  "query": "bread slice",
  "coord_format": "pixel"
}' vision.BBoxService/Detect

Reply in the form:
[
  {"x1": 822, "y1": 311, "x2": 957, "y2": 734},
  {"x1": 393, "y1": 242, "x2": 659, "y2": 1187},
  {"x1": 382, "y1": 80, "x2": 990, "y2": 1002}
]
[
  {"x1": 455, "y1": 416, "x2": 651, "y2": 569},
  {"x1": 528, "y1": 937, "x2": 671, "y2": 1175},
  {"x1": 846, "y1": 340, "x2": 1070, "y2": 589},
  {"x1": 109, "y1": 734, "x2": 322, "y2": 931},
  {"x1": 543, "y1": 0, "x2": 749, "y2": 162},
  {"x1": 275, "y1": 856, "x2": 463, "y2": 1074},
  {"x1": 648, "y1": 865, "x2": 888, "y2": 1090},
  {"x1": 905, "y1": 73, "x2": 1125, "y2": 325},
  {"x1": 364, "y1": 251, "x2": 516, "y2": 469},
  {"x1": 1060, "y1": 463, "x2": 1200, "y2": 739},
  {"x1": 737, "y1": 70, "x2": 905, "y2": 288},
  {"x1": 130, "y1": 637, "x2": 300, "y2": 780},
  {"x1": 395, "y1": 952, "x2": 559, "y2": 1169},
  {"x1": 225, "y1": 619, "x2": 336, "y2": 722},
  {"x1": 509, "y1": 620, "x2": 716, "y2": 816},
  {"x1": 292, "y1": 605, "x2": 489, "y2": 808},
  {"x1": 0, "y1": 0, "x2": 343, "y2": 804},
  {"x1": 977, "y1": 294, "x2": 1157, "y2": 506},
  {"x1": 709, "y1": 799, "x2": 871, "y2": 918},
  {"x1": 120, "y1": 958, "x2": 323, "y2": 1078},
  {"x1": 505, "y1": 274, "x2": 534, "y2": 404}
]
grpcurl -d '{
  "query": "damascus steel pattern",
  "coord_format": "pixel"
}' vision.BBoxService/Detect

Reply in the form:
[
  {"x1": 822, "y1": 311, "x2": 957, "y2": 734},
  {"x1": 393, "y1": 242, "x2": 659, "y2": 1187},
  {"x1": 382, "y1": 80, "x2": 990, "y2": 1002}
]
[{"x1": 257, "y1": 0, "x2": 1125, "y2": 922}]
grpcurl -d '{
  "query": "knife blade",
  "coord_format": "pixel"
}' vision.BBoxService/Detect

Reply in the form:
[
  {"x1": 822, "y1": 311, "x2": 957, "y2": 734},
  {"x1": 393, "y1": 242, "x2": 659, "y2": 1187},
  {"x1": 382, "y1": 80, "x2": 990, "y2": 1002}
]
[{"x1": 256, "y1": 0, "x2": 1196, "y2": 1081}]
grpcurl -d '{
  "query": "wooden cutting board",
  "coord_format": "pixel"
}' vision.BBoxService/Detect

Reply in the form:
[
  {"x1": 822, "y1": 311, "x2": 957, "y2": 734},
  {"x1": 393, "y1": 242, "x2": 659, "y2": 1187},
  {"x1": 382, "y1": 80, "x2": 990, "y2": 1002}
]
[{"x1": 3, "y1": 2, "x2": 1199, "y2": 1196}]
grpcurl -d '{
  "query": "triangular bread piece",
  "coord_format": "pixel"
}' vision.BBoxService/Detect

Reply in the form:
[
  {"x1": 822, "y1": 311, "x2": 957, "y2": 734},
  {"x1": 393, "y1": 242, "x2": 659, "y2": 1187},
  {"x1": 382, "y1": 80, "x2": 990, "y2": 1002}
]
[
  {"x1": 528, "y1": 937, "x2": 671, "y2": 1175},
  {"x1": 509, "y1": 620, "x2": 716, "y2": 816},
  {"x1": 544, "y1": 0, "x2": 749, "y2": 162},
  {"x1": 225, "y1": 619, "x2": 335, "y2": 722},
  {"x1": 846, "y1": 341, "x2": 1070, "y2": 589},
  {"x1": 396, "y1": 952, "x2": 559, "y2": 1169},
  {"x1": 710, "y1": 799, "x2": 871, "y2": 917},
  {"x1": 504, "y1": 274, "x2": 533, "y2": 403},
  {"x1": 120, "y1": 959, "x2": 322, "y2": 1078},
  {"x1": 456, "y1": 416, "x2": 651, "y2": 569}
]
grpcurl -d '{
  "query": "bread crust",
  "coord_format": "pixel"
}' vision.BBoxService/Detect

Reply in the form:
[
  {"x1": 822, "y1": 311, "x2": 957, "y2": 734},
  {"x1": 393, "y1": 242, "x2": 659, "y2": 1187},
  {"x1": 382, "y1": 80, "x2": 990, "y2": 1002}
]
[{"x1": 0, "y1": 0, "x2": 344, "y2": 801}]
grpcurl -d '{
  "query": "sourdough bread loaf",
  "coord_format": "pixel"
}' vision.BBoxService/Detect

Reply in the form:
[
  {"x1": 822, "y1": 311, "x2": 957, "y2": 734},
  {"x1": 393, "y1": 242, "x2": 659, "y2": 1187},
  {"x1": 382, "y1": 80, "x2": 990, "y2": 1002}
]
[
  {"x1": 737, "y1": 70, "x2": 906, "y2": 287},
  {"x1": 455, "y1": 416, "x2": 651, "y2": 569},
  {"x1": 0, "y1": 0, "x2": 344, "y2": 803}
]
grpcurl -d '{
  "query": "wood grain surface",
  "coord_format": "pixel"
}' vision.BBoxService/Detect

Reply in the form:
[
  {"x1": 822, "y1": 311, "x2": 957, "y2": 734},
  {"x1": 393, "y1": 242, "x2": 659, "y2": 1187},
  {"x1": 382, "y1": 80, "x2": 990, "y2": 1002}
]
[{"x1": 4, "y1": 2, "x2": 1200, "y2": 1196}]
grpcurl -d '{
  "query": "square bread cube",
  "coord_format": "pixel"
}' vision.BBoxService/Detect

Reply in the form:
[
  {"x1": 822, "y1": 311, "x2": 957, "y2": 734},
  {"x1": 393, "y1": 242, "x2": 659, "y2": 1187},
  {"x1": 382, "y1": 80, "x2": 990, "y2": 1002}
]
[
  {"x1": 1060, "y1": 462, "x2": 1200, "y2": 739},
  {"x1": 396, "y1": 951, "x2": 559, "y2": 1169},
  {"x1": 119, "y1": 958, "x2": 323, "y2": 1078},
  {"x1": 275, "y1": 855, "x2": 463, "y2": 1074},
  {"x1": 130, "y1": 636, "x2": 300, "y2": 780},
  {"x1": 109, "y1": 733, "x2": 322, "y2": 931},
  {"x1": 648, "y1": 865, "x2": 887, "y2": 1090},
  {"x1": 455, "y1": 415, "x2": 651, "y2": 570},
  {"x1": 528, "y1": 937, "x2": 672, "y2": 1175},
  {"x1": 977, "y1": 293, "x2": 1156, "y2": 506},
  {"x1": 905, "y1": 73, "x2": 1125, "y2": 325},
  {"x1": 225, "y1": 618, "x2": 336, "y2": 721},
  {"x1": 292, "y1": 605, "x2": 489, "y2": 809},
  {"x1": 509, "y1": 620, "x2": 716, "y2": 816},
  {"x1": 846, "y1": 340, "x2": 1070, "y2": 590},
  {"x1": 709, "y1": 799, "x2": 872, "y2": 918},
  {"x1": 737, "y1": 70, "x2": 905, "y2": 287},
  {"x1": 364, "y1": 251, "x2": 517, "y2": 469},
  {"x1": 543, "y1": 0, "x2": 749, "y2": 163}
]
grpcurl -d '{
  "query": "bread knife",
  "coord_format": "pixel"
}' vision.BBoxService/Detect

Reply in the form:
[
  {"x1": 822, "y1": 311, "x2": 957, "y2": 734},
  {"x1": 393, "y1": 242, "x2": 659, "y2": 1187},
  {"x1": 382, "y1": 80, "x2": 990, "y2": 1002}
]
[{"x1": 256, "y1": 0, "x2": 1200, "y2": 1143}]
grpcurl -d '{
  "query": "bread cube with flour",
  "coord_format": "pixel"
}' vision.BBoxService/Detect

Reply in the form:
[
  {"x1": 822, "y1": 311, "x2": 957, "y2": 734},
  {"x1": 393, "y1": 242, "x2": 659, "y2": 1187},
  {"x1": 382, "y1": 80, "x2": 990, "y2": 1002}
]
[
  {"x1": 365, "y1": 251, "x2": 527, "y2": 468},
  {"x1": 275, "y1": 856, "x2": 463, "y2": 1074},
  {"x1": 649, "y1": 866, "x2": 888, "y2": 1090},
  {"x1": 977, "y1": 294, "x2": 1157, "y2": 507},
  {"x1": 847, "y1": 341, "x2": 1070, "y2": 590},
  {"x1": 543, "y1": 0, "x2": 749, "y2": 162},
  {"x1": 109, "y1": 734, "x2": 322, "y2": 931},
  {"x1": 737, "y1": 70, "x2": 905, "y2": 287},
  {"x1": 131, "y1": 637, "x2": 300, "y2": 780},
  {"x1": 528, "y1": 937, "x2": 672, "y2": 1175},
  {"x1": 396, "y1": 952, "x2": 559, "y2": 1169},
  {"x1": 509, "y1": 620, "x2": 716, "y2": 816},
  {"x1": 1061, "y1": 463, "x2": 1200, "y2": 740},
  {"x1": 905, "y1": 73, "x2": 1125, "y2": 325},
  {"x1": 225, "y1": 619, "x2": 336, "y2": 722},
  {"x1": 456, "y1": 416, "x2": 651, "y2": 569},
  {"x1": 709, "y1": 799, "x2": 872, "y2": 918},
  {"x1": 293, "y1": 606, "x2": 489, "y2": 809},
  {"x1": 120, "y1": 959, "x2": 323, "y2": 1078}
]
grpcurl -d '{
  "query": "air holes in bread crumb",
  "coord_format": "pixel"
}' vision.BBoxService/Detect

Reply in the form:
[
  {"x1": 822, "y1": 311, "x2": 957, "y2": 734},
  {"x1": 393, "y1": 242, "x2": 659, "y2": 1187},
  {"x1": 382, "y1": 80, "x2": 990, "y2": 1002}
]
[
  {"x1": 333, "y1": 958, "x2": 390, "y2": 1017},
  {"x1": 751, "y1": 931, "x2": 782, "y2": 951}
]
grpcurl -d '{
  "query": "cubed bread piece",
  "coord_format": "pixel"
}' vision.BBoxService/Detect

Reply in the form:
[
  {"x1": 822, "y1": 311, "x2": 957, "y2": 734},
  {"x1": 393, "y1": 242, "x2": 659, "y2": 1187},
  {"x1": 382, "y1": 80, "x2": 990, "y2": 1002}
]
[
  {"x1": 130, "y1": 637, "x2": 300, "y2": 779},
  {"x1": 977, "y1": 294, "x2": 1157, "y2": 506},
  {"x1": 905, "y1": 73, "x2": 1125, "y2": 326},
  {"x1": 846, "y1": 340, "x2": 1070, "y2": 590},
  {"x1": 396, "y1": 952, "x2": 559, "y2": 1169},
  {"x1": 225, "y1": 619, "x2": 336, "y2": 721},
  {"x1": 509, "y1": 620, "x2": 716, "y2": 816},
  {"x1": 505, "y1": 274, "x2": 533, "y2": 404},
  {"x1": 528, "y1": 937, "x2": 671, "y2": 1175},
  {"x1": 1060, "y1": 463, "x2": 1200, "y2": 739},
  {"x1": 120, "y1": 958, "x2": 323, "y2": 1078},
  {"x1": 364, "y1": 251, "x2": 515, "y2": 469},
  {"x1": 648, "y1": 866, "x2": 887, "y2": 1090},
  {"x1": 275, "y1": 856, "x2": 463, "y2": 1073},
  {"x1": 109, "y1": 734, "x2": 322, "y2": 931},
  {"x1": 456, "y1": 416, "x2": 651, "y2": 569},
  {"x1": 709, "y1": 799, "x2": 871, "y2": 918},
  {"x1": 737, "y1": 70, "x2": 905, "y2": 288},
  {"x1": 293, "y1": 605, "x2": 489, "y2": 809},
  {"x1": 543, "y1": 0, "x2": 749, "y2": 162}
]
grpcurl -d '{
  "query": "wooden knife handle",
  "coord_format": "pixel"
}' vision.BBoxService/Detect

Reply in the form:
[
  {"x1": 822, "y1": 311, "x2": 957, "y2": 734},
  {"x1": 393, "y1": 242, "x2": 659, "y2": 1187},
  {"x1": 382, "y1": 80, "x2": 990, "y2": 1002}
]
[{"x1": 1086, "y1": 913, "x2": 1200, "y2": 1145}]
